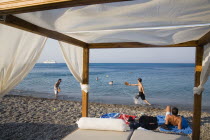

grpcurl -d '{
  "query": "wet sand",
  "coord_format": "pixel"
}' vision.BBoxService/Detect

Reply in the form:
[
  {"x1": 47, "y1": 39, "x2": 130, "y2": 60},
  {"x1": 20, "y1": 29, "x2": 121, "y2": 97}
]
[{"x1": 0, "y1": 95, "x2": 210, "y2": 140}]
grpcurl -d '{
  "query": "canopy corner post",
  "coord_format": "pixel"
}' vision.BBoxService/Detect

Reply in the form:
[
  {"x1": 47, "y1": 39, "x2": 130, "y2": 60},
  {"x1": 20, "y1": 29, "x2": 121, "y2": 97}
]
[
  {"x1": 81, "y1": 47, "x2": 89, "y2": 117},
  {"x1": 192, "y1": 46, "x2": 204, "y2": 140}
]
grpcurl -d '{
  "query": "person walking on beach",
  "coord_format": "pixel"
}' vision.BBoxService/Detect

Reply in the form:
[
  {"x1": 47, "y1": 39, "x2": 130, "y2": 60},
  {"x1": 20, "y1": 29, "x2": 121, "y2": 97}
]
[
  {"x1": 54, "y1": 79, "x2": 62, "y2": 99},
  {"x1": 165, "y1": 106, "x2": 182, "y2": 129},
  {"x1": 127, "y1": 78, "x2": 151, "y2": 105}
]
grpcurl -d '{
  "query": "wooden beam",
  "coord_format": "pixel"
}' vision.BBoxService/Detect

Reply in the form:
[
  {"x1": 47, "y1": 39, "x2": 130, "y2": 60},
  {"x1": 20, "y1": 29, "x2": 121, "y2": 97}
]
[
  {"x1": 0, "y1": 14, "x2": 87, "y2": 48},
  {"x1": 198, "y1": 30, "x2": 210, "y2": 46},
  {"x1": 81, "y1": 47, "x2": 89, "y2": 117},
  {"x1": 0, "y1": 0, "x2": 131, "y2": 15},
  {"x1": 88, "y1": 41, "x2": 198, "y2": 49},
  {"x1": 192, "y1": 46, "x2": 203, "y2": 140}
]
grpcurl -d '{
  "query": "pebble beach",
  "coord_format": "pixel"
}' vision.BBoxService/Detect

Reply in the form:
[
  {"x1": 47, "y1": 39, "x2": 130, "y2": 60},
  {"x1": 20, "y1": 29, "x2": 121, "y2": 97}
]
[{"x1": 0, "y1": 95, "x2": 210, "y2": 140}]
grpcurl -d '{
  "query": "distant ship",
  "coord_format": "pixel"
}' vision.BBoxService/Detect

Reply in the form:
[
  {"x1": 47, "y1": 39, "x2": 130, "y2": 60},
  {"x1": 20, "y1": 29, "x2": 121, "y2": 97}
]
[{"x1": 43, "y1": 60, "x2": 56, "y2": 64}]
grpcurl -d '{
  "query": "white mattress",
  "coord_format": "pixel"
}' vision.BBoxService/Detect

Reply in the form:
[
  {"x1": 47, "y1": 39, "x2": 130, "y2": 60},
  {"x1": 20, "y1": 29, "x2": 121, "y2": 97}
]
[
  {"x1": 63, "y1": 129, "x2": 132, "y2": 140},
  {"x1": 130, "y1": 130, "x2": 190, "y2": 140}
]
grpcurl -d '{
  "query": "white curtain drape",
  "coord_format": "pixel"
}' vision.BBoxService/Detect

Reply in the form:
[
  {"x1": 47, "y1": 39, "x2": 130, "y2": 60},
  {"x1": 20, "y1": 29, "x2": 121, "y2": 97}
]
[
  {"x1": 58, "y1": 41, "x2": 90, "y2": 92},
  {"x1": 59, "y1": 41, "x2": 83, "y2": 83},
  {"x1": 194, "y1": 43, "x2": 210, "y2": 95},
  {"x1": 0, "y1": 24, "x2": 47, "y2": 97}
]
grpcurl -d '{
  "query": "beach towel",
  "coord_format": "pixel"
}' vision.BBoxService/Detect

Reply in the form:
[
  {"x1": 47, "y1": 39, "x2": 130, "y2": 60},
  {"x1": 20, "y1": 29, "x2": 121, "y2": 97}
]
[
  {"x1": 118, "y1": 114, "x2": 137, "y2": 124},
  {"x1": 157, "y1": 115, "x2": 192, "y2": 134},
  {"x1": 100, "y1": 113, "x2": 120, "y2": 118}
]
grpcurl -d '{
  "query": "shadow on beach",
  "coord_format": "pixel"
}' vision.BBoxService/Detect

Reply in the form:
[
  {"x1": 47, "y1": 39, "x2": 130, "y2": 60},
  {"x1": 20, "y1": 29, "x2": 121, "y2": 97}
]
[{"x1": 0, "y1": 123, "x2": 77, "y2": 140}]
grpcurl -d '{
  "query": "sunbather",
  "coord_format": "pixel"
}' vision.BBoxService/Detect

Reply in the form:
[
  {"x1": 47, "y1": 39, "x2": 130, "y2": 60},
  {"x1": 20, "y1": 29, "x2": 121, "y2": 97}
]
[{"x1": 165, "y1": 106, "x2": 182, "y2": 129}]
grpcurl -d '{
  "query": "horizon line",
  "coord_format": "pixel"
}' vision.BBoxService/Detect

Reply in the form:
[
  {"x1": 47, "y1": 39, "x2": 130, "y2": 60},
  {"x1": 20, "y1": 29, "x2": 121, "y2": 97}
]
[{"x1": 36, "y1": 62, "x2": 195, "y2": 64}]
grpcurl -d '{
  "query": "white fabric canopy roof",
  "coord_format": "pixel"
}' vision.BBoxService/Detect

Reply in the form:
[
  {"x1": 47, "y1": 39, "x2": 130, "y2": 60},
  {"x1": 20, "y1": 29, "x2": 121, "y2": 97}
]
[{"x1": 14, "y1": 0, "x2": 210, "y2": 45}]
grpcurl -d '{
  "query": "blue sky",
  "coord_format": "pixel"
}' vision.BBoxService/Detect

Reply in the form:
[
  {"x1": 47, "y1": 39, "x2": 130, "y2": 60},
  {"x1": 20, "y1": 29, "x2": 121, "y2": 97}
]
[{"x1": 37, "y1": 38, "x2": 195, "y2": 63}]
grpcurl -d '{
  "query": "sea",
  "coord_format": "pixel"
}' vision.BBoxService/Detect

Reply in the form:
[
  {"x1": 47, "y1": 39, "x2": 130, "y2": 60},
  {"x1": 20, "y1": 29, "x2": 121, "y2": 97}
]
[{"x1": 9, "y1": 63, "x2": 210, "y2": 112}]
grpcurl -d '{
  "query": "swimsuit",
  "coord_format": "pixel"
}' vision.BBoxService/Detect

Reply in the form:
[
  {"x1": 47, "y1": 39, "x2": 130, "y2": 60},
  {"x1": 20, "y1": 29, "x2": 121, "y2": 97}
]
[{"x1": 135, "y1": 92, "x2": 146, "y2": 100}]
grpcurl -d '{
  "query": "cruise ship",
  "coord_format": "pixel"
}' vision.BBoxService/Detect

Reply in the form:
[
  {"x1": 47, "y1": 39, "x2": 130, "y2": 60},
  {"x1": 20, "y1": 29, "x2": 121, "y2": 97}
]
[{"x1": 43, "y1": 60, "x2": 56, "y2": 64}]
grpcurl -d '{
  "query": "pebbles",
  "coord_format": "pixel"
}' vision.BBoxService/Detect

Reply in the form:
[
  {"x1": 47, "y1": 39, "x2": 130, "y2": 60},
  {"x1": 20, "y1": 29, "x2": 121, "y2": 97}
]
[{"x1": 0, "y1": 95, "x2": 210, "y2": 140}]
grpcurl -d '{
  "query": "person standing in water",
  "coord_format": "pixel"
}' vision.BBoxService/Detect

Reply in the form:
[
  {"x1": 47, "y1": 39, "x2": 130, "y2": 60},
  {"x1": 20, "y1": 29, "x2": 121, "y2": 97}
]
[
  {"x1": 128, "y1": 78, "x2": 151, "y2": 105},
  {"x1": 109, "y1": 81, "x2": 113, "y2": 85},
  {"x1": 54, "y1": 79, "x2": 62, "y2": 99}
]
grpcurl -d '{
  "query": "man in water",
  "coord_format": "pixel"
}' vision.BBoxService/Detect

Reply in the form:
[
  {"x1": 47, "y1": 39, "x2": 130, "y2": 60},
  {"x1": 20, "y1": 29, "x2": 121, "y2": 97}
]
[
  {"x1": 54, "y1": 79, "x2": 62, "y2": 99},
  {"x1": 129, "y1": 78, "x2": 151, "y2": 105},
  {"x1": 109, "y1": 81, "x2": 113, "y2": 85},
  {"x1": 165, "y1": 106, "x2": 182, "y2": 129}
]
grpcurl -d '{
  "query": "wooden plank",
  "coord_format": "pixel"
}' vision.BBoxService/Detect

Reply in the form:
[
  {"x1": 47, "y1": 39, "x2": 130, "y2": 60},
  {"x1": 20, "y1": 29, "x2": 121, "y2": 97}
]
[
  {"x1": 0, "y1": 14, "x2": 87, "y2": 48},
  {"x1": 198, "y1": 30, "x2": 210, "y2": 46},
  {"x1": 81, "y1": 47, "x2": 89, "y2": 117},
  {"x1": 192, "y1": 46, "x2": 203, "y2": 140},
  {"x1": 88, "y1": 41, "x2": 198, "y2": 49},
  {"x1": 0, "y1": 0, "x2": 131, "y2": 15}
]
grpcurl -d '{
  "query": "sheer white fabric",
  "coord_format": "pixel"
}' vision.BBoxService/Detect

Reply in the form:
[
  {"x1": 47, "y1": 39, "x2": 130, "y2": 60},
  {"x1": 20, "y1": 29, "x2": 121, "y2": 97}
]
[
  {"x1": 59, "y1": 42, "x2": 90, "y2": 92},
  {"x1": 15, "y1": 0, "x2": 210, "y2": 45},
  {"x1": 62, "y1": 26, "x2": 210, "y2": 45},
  {"x1": 59, "y1": 41, "x2": 83, "y2": 83},
  {"x1": 0, "y1": 24, "x2": 47, "y2": 97},
  {"x1": 194, "y1": 43, "x2": 210, "y2": 95}
]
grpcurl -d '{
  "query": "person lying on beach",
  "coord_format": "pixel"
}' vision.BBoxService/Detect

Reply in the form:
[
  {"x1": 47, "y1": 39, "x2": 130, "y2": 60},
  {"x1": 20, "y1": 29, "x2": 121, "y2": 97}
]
[
  {"x1": 54, "y1": 79, "x2": 62, "y2": 99},
  {"x1": 165, "y1": 106, "x2": 182, "y2": 129},
  {"x1": 127, "y1": 78, "x2": 151, "y2": 105}
]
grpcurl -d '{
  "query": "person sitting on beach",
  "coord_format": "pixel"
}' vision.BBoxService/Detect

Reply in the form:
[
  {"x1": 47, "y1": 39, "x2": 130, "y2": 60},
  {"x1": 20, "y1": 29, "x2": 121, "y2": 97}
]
[
  {"x1": 54, "y1": 79, "x2": 62, "y2": 99},
  {"x1": 165, "y1": 106, "x2": 182, "y2": 129},
  {"x1": 128, "y1": 78, "x2": 151, "y2": 105}
]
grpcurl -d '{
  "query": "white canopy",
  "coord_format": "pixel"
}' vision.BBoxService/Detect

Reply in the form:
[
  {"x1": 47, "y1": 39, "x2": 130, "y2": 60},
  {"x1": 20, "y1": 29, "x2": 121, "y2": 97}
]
[{"x1": 14, "y1": 0, "x2": 210, "y2": 45}]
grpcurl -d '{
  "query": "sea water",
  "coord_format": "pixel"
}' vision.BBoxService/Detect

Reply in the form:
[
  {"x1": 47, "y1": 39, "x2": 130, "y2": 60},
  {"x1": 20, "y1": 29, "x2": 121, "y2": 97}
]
[{"x1": 9, "y1": 63, "x2": 210, "y2": 112}]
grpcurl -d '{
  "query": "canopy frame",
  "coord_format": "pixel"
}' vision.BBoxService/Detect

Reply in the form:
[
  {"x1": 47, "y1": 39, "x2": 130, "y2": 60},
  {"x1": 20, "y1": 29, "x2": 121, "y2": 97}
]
[
  {"x1": 0, "y1": 0, "x2": 131, "y2": 15},
  {"x1": 88, "y1": 41, "x2": 198, "y2": 49},
  {"x1": 198, "y1": 30, "x2": 210, "y2": 46},
  {"x1": 193, "y1": 46, "x2": 203, "y2": 140},
  {"x1": 0, "y1": 15, "x2": 88, "y2": 48}
]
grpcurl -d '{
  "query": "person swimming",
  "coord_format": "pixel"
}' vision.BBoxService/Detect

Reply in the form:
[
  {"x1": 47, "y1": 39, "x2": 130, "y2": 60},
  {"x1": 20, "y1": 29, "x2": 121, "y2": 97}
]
[{"x1": 109, "y1": 81, "x2": 113, "y2": 85}]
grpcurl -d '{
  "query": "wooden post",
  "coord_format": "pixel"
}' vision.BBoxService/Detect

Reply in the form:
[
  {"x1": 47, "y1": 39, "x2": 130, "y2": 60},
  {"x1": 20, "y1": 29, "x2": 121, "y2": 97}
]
[
  {"x1": 82, "y1": 47, "x2": 89, "y2": 117},
  {"x1": 0, "y1": 0, "x2": 130, "y2": 15},
  {"x1": 192, "y1": 46, "x2": 203, "y2": 140}
]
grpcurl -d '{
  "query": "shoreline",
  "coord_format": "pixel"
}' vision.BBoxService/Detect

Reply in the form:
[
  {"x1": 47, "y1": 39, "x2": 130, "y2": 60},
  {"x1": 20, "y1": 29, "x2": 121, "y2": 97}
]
[
  {"x1": 0, "y1": 95, "x2": 210, "y2": 140},
  {"x1": 9, "y1": 91, "x2": 210, "y2": 113}
]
